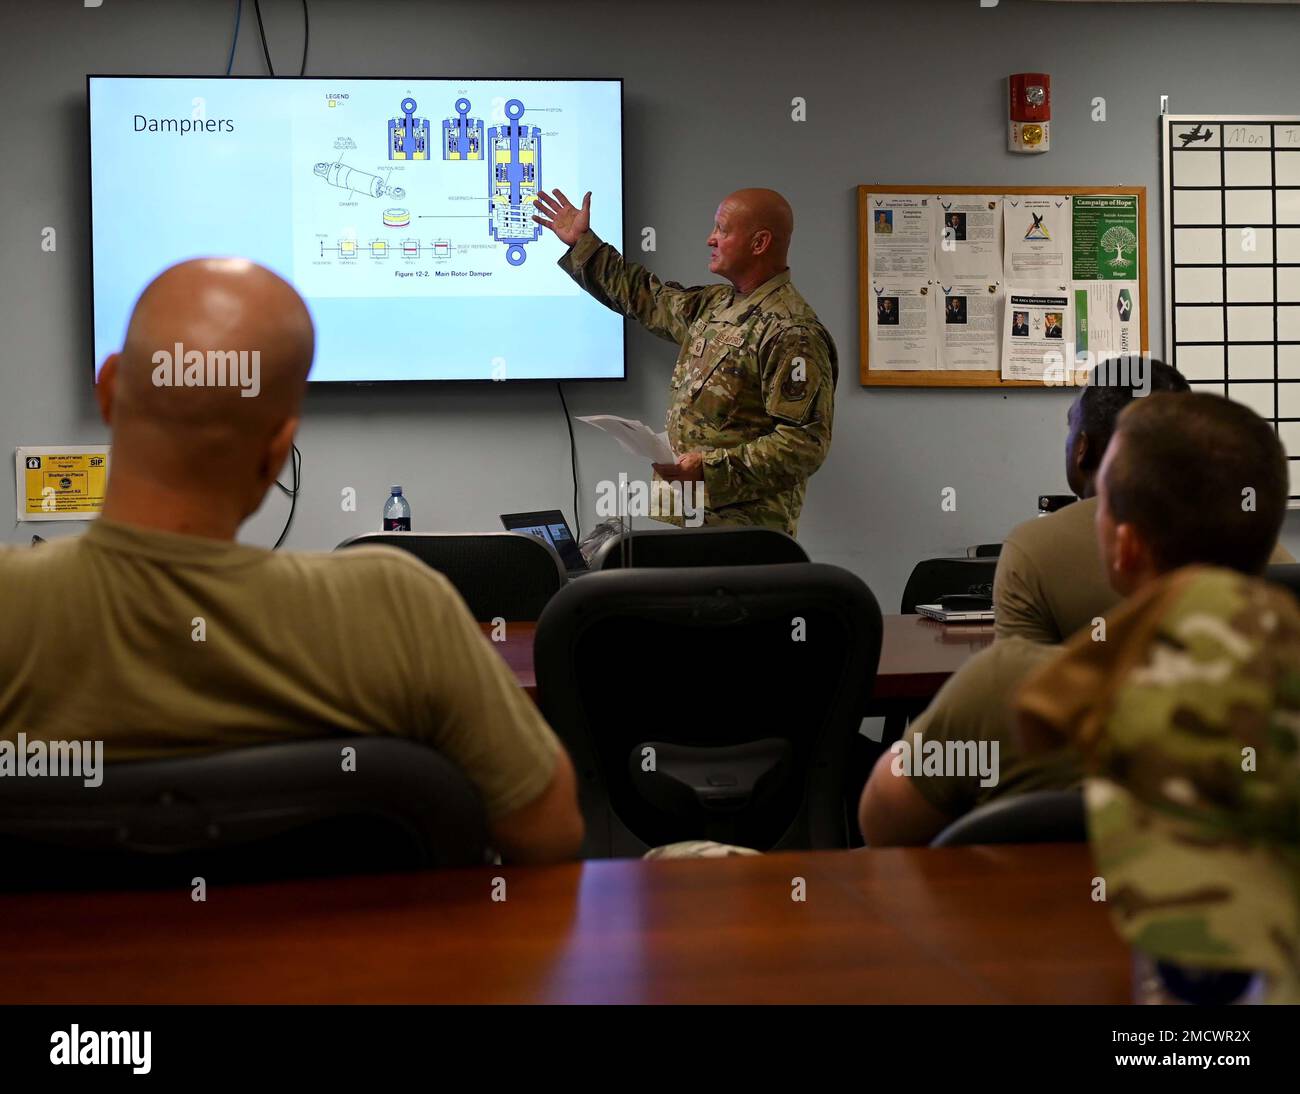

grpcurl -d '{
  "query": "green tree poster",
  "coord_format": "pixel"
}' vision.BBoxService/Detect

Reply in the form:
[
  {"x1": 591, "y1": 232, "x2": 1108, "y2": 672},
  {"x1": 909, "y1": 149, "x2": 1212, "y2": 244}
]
[{"x1": 1072, "y1": 195, "x2": 1139, "y2": 280}]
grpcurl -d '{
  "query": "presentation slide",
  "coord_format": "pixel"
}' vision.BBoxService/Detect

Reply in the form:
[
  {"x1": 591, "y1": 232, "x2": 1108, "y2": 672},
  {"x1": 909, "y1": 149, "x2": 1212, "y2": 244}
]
[{"x1": 88, "y1": 76, "x2": 625, "y2": 382}]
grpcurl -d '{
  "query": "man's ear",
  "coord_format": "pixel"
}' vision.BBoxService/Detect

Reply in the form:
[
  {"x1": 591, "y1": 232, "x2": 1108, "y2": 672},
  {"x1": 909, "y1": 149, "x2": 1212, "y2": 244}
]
[
  {"x1": 751, "y1": 228, "x2": 772, "y2": 257},
  {"x1": 1112, "y1": 521, "x2": 1154, "y2": 584},
  {"x1": 259, "y1": 417, "x2": 298, "y2": 493},
  {"x1": 95, "y1": 355, "x2": 119, "y2": 425},
  {"x1": 1110, "y1": 520, "x2": 1134, "y2": 577},
  {"x1": 1074, "y1": 430, "x2": 1096, "y2": 474}
]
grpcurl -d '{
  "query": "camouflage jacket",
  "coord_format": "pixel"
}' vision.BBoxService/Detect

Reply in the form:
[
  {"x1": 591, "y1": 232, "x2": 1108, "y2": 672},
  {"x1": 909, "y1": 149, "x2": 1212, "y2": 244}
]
[
  {"x1": 1017, "y1": 566, "x2": 1300, "y2": 1001},
  {"x1": 558, "y1": 230, "x2": 837, "y2": 536}
]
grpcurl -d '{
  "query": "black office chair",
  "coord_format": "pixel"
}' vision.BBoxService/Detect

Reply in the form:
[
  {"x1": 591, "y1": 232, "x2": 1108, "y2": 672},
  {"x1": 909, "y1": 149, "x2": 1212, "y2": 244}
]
[
  {"x1": 534, "y1": 563, "x2": 883, "y2": 857},
  {"x1": 966, "y1": 543, "x2": 1003, "y2": 559},
  {"x1": 0, "y1": 738, "x2": 491, "y2": 890},
  {"x1": 1266, "y1": 563, "x2": 1300, "y2": 605},
  {"x1": 929, "y1": 787, "x2": 1085, "y2": 847},
  {"x1": 899, "y1": 557, "x2": 999, "y2": 613},
  {"x1": 590, "y1": 525, "x2": 809, "y2": 571},
  {"x1": 337, "y1": 531, "x2": 565, "y2": 620}
]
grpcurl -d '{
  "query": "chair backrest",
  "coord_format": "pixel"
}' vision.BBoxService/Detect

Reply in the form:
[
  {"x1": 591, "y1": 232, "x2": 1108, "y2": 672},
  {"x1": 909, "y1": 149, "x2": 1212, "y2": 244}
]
[
  {"x1": 899, "y1": 557, "x2": 999, "y2": 613},
  {"x1": 966, "y1": 543, "x2": 1003, "y2": 559},
  {"x1": 337, "y1": 531, "x2": 566, "y2": 620},
  {"x1": 534, "y1": 563, "x2": 883, "y2": 857},
  {"x1": 590, "y1": 525, "x2": 809, "y2": 571},
  {"x1": 929, "y1": 788, "x2": 1085, "y2": 848},
  {"x1": 1266, "y1": 563, "x2": 1300, "y2": 605},
  {"x1": 0, "y1": 738, "x2": 490, "y2": 890}
]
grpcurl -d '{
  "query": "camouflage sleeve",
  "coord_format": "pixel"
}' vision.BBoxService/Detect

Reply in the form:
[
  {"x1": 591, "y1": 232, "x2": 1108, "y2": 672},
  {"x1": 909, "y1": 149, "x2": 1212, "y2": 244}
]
[
  {"x1": 1017, "y1": 566, "x2": 1300, "y2": 816},
  {"x1": 1089, "y1": 571, "x2": 1300, "y2": 811},
  {"x1": 1078, "y1": 571, "x2": 1300, "y2": 988},
  {"x1": 700, "y1": 325, "x2": 836, "y2": 508},
  {"x1": 557, "y1": 229, "x2": 715, "y2": 345}
]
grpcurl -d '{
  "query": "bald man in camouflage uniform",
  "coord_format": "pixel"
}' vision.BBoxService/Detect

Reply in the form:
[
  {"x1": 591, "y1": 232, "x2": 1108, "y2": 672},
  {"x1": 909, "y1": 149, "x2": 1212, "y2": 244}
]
[{"x1": 534, "y1": 187, "x2": 836, "y2": 537}]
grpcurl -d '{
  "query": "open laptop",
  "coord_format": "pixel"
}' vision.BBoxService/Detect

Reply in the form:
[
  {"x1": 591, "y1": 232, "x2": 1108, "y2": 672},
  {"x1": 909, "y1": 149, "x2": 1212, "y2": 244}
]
[{"x1": 500, "y1": 510, "x2": 589, "y2": 575}]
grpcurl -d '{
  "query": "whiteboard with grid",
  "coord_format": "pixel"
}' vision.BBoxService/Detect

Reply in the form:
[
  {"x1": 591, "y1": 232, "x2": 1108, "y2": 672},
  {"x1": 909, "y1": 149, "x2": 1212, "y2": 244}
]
[{"x1": 1162, "y1": 115, "x2": 1300, "y2": 504}]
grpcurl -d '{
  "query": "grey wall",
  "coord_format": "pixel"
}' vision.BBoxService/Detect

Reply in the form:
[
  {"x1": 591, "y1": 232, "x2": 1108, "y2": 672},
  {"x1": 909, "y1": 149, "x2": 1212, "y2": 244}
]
[{"x1": 5, "y1": 0, "x2": 1299, "y2": 607}]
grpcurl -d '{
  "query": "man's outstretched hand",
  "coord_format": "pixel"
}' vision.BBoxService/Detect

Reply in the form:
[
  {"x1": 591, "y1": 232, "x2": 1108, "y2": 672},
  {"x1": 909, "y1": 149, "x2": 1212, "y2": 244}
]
[{"x1": 533, "y1": 189, "x2": 591, "y2": 247}]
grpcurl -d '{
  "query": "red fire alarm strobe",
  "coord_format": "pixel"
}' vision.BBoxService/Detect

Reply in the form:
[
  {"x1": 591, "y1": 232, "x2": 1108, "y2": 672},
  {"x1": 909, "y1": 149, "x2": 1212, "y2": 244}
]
[{"x1": 1009, "y1": 73, "x2": 1050, "y2": 154}]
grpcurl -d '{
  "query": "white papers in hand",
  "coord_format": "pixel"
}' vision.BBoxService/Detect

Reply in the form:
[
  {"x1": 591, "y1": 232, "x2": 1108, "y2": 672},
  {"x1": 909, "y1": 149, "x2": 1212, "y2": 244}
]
[{"x1": 577, "y1": 415, "x2": 676, "y2": 464}]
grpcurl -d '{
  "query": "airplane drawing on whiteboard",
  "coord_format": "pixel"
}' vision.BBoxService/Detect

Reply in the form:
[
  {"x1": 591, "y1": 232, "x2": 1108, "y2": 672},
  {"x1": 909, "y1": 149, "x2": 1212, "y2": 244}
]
[{"x1": 1177, "y1": 123, "x2": 1214, "y2": 148}]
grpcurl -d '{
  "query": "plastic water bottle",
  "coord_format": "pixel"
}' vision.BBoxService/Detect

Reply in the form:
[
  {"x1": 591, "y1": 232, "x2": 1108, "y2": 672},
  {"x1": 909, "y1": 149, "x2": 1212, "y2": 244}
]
[{"x1": 383, "y1": 485, "x2": 411, "y2": 531}]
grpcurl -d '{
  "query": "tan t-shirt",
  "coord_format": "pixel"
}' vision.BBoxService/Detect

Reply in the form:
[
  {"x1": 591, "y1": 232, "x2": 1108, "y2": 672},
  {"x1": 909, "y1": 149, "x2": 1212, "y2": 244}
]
[
  {"x1": 0, "y1": 519, "x2": 560, "y2": 819},
  {"x1": 906, "y1": 637, "x2": 1080, "y2": 819},
  {"x1": 993, "y1": 498, "x2": 1112, "y2": 644},
  {"x1": 993, "y1": 498, "x2": 1295, "y2": 643}
]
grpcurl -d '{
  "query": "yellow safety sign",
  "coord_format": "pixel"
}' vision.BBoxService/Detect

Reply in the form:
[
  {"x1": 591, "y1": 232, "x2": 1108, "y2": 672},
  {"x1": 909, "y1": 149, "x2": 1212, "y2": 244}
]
[{"x1": 15, "y1": 446, "x2": 111, "y2": 521}]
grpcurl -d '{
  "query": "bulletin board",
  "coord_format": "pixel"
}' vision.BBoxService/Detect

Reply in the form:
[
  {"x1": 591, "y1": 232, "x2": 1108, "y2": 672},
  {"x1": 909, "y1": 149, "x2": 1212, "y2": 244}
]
[
  {"x1": 857, "y1": 185, "x2": 1149, "y2": 387},
  {"x1": 1161, "y1": 116, "x2": 1300, "y2": 504}
]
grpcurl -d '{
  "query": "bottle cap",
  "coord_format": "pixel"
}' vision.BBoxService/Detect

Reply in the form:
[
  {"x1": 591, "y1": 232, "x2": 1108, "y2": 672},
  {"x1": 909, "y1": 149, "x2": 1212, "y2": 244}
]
[{"x1": 390, "y1": 485, "x2": 403, "y2": 494}]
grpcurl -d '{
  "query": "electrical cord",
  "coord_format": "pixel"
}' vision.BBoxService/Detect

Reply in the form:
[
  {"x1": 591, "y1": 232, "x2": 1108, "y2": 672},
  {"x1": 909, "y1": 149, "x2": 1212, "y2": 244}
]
[
  {"x1": 556, "y1": 383, "x2": 581, "y2": 539},
  {"x1": 245, "y1": 2, "x2": 309, "y2": 548},
  {"x1": 251, "y1": 0, "x2": 309, "y2": 77},
  {"x1": 252, "y1": 0, "x2": 275, "y2": 75},
  {"x1": 299, "y1": 0, "x2": 309, "y2": 76},
  {"x1": 225, "y1": 0, "x2": 242, "y2": 75},
  {"x1": 273, "y1": 443, "x2": 302, "y2": 550}
]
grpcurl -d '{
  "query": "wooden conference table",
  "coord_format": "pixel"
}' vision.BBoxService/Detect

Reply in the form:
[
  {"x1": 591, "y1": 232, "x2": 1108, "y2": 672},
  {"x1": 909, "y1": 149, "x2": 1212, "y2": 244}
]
[
  {"x1": 0, "y1": 844, "x2": 1127, "y2": 1004},
  {"x1": 482, "y1": 614, "x2": 995, "y2": 708}
]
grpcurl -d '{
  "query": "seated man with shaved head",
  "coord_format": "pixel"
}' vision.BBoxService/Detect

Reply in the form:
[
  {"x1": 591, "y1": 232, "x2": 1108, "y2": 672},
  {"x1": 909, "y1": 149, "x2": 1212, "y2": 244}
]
[
  {"x1": 0, "y1": 259, "x2": 583, "y2": 865},
  {"x1": 534, "y1": 187, "x2": 836, "y2": 537}
]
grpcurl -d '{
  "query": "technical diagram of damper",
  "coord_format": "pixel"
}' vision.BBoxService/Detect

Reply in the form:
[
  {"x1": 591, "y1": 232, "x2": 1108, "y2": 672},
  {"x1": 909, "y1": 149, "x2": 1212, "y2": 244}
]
[
  {"x1": 312, "y1": 161, "x2": 406, "y2": 201},
  {"x1": 489, "y1": 99, "x2": 541, "y2": 266}
]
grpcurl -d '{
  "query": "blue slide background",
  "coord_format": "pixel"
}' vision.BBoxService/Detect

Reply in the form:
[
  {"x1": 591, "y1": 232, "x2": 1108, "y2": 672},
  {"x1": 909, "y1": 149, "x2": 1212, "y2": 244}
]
[{"x1": 89, "y1": 77, "x2": 624, "y2": 382}]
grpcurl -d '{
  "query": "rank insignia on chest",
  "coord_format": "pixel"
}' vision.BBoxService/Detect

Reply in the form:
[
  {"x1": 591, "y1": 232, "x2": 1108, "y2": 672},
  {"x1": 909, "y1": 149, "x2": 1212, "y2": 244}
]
[{"x1": 689, "y1": 337, "x2": 706, "y2": 357}]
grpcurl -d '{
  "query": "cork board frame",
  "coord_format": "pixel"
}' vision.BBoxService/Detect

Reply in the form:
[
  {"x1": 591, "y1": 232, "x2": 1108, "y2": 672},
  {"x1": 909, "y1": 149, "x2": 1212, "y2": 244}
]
[{"x1": 857, "y1": 184, "x2": 1149, "y2": 387}]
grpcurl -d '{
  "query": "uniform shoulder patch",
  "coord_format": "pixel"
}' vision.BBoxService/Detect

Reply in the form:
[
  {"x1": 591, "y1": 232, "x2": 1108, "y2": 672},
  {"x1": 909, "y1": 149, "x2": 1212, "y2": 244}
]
[
  {"x1": 766, "y1": 339, "x2": 822, "y2": 425},
  {"x1": 780, "y1": 373, "x2": 809, "y2": 400}
]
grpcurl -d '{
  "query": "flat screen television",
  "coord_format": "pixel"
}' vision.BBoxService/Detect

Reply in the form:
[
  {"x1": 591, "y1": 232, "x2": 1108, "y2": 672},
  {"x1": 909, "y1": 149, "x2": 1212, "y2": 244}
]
[{"x1": 88, "y1": 75, "x2": 625, "y2": 383}]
